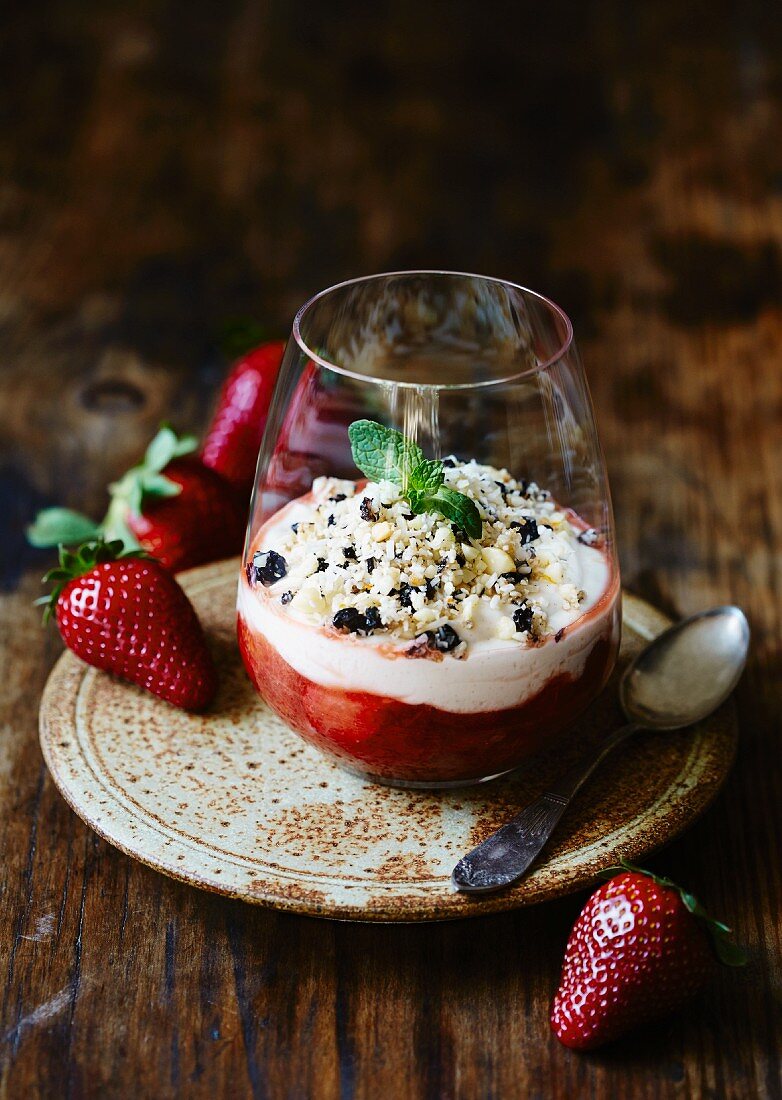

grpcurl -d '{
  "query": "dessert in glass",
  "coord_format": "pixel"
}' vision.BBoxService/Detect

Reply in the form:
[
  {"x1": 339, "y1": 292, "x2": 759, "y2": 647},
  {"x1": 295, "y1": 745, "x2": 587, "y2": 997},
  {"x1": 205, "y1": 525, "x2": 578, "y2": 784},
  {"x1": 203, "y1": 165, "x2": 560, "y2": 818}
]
[{"x1": 237, "y1": 272, "x2": 621, "y2": 787}]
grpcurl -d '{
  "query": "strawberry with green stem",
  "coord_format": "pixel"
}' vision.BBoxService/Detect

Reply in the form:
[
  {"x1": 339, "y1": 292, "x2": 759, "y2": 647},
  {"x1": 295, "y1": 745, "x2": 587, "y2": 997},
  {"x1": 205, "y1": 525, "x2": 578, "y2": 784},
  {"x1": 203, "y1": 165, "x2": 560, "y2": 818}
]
[
  {"x1": 41, "y1": 540, "x2": 217, "y2": 711},
  {"x1": 550, "y1": 860, "x2": 746, "y2": 1051},
  {"x1": 28, "y1": 425, "x2": 246, "y2": 573}
]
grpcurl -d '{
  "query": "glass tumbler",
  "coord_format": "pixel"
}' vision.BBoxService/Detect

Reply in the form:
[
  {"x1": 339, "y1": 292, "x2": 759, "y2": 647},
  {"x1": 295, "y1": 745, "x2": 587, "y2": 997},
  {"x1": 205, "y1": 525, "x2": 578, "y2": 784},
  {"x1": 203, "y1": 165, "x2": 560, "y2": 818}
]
[{"x1": 237, "y1": 272, "x2": 620, "y2": 788}]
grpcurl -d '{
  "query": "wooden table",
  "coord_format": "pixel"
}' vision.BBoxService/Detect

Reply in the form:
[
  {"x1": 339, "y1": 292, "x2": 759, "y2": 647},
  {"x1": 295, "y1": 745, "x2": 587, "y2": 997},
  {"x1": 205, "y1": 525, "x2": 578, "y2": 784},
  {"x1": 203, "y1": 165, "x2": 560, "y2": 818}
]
[{"x1": 1, "y1": 4, "x2": 780, "y2": 1097}]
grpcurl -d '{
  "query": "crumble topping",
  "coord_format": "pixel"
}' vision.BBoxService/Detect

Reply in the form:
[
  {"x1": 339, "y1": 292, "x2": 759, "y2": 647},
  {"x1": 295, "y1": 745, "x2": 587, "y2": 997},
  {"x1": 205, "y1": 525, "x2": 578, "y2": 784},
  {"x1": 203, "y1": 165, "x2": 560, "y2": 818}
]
[{"x1": 247, "y1": 459, "x2": 600, "y2": 657}]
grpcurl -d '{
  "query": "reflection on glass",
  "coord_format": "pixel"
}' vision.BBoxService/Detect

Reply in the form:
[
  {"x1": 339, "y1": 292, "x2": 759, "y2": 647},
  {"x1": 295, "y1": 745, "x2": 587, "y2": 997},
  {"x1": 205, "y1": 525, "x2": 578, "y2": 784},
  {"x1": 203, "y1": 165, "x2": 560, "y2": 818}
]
[{"x1": 238, "y1": 272, "x2": 620, "y2": 788}]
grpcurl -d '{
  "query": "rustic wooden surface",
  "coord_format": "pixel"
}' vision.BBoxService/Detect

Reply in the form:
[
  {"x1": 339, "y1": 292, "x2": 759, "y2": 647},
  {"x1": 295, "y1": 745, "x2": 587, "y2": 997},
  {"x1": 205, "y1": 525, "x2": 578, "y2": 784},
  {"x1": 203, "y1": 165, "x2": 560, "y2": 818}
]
[{"x1": 1, "y1": 2, "x2": 780, "y2": 1097}]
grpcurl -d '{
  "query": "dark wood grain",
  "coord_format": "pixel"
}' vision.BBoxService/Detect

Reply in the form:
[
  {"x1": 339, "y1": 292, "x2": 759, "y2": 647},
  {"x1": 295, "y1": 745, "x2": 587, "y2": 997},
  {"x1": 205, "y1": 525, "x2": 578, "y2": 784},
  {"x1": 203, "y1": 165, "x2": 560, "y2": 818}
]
[{"x1": 1, "y1": 1, "x2": 781, "y2": 1097}]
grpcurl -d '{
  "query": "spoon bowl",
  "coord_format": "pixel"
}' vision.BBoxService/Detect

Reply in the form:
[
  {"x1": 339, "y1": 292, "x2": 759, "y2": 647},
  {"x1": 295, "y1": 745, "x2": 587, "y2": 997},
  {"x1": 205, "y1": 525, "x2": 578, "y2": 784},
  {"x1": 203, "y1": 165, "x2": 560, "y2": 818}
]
[
  {"x1": 452, "y1": 604, "x2": 750, "y2": 894},
  {"x1": 620, "y1": 606, "x2": 750, "y2": 730}
]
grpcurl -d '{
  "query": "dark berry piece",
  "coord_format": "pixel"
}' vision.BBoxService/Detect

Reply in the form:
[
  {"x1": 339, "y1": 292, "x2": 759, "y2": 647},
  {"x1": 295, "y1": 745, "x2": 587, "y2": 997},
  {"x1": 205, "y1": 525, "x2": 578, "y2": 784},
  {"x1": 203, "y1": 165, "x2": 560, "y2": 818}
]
[
  {"x1": 366, "y1": 556, "x2": 376, "y2": 574},
  {"x1": 360, "y1": 497, "x2": 377, "y2": 523},
  {"x1": 315, "y1": 558, "x2": 328, "y2": 573},
  {"x1": 386, "y1": 587, "x2": 399, "y2": 597},
  {"x1": 399, "y1": 583, "x2": 415, "y2": 609},
  {"x1": 495, "y1": 480, "x2": 508, "y2": 497},
  {"x1": 343, "y1": 545, "x2": 357, "y2": 559},
  {"x1": 291, "y1": 522, "x2": 299, "y2": 534},
  {"x1": 250, "y1": 549, "x2": 288, "y2": 587},
  {"x1": 425, "y1": 578, "x2": 439, "y2": 599},
  {"x1": 554, "y1": 627, "x2": 565, "y2": 642},
  {"x1": 510, "y1": 518, "x2": 539, "y2": 544},
  {"x1": 363, "y1": 607, "x2": 383, "y2": 632},
  {"x1": 332, "y1": 606, "x2": 383, "y2": 636},
  {"x1": 327, "y1": 514, "x2": 336, "y2": 527},
  {"x1": 332, "y1": 607, "x2": 364, "y2": 633},
  {"x1": 500, "y1": 571, "x2": 525, "y2": 584},
  {"x1": 442, "y1": 456, "x2": 457, "y2": 468},
  {"x1": 402, "y1": 513, "x2": 414, "y2": 521},
  {"x1": 280, "y1": 591, "x2": 293, "y2": 605},
  {"x1": 428, "y1": 624, "x2": 461, "y2": 652},
  {"x1": 513, "y1": 603, "x2": 535, "y2": 634},
  {"x1": 329, "y1": 493, "x2": 347, "y2": 502},
  {"x1": 455, "y1": 551, "x2": 466, "y2": 567}
]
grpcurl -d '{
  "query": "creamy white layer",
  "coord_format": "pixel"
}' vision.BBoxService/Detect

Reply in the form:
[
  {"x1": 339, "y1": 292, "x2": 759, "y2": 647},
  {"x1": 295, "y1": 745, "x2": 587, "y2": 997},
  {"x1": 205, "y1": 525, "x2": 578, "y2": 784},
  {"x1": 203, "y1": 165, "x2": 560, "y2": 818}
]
[{"x1": 238, "y1": 493, "x2": 618, "y2": 713}]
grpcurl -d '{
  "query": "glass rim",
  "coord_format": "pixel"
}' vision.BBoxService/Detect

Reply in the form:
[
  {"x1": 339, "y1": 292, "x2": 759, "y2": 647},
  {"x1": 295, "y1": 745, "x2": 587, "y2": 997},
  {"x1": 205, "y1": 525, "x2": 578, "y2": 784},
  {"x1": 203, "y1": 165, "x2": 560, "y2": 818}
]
[{"x1": 292, "y1": 269, "x2": 575, "y2": 390}]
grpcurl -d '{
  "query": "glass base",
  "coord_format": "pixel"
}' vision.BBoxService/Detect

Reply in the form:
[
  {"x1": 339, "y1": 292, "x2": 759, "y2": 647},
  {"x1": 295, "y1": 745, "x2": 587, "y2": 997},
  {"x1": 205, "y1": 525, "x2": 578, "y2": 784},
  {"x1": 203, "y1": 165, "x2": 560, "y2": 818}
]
[{"x1": 340, "y1": 764, "x2": 517, "y2": 790}]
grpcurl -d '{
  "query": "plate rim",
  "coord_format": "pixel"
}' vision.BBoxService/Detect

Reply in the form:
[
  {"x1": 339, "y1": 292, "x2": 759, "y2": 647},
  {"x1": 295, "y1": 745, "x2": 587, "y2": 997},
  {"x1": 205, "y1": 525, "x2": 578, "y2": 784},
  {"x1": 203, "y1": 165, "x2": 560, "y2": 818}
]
[{"x1": 39, "y1": 562, "x2": 738, "y2": 922}]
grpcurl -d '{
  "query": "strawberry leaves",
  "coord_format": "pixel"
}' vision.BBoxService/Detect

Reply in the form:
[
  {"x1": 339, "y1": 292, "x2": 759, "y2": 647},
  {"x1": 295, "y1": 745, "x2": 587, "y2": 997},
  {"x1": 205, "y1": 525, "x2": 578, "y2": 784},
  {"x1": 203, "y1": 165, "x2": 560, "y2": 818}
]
[
  {"x1": 27, "y1": 508, "x2": 102, "y2": 548},
  {"x1": 26, "y1": 425, "x2": 198, "y2": 551},
  {"x1": 141, "y1": 424, "x2": 198, "y2": 481},
  {"x1": 615, "y1": 859, "x2": 747, "y2": 967},
  {"x1": 108, "y1": 424, "x2": 197, "y2": 517},
  {"x1": 348, "y1": 419, "x2": 483, "y2": 539},
  {"x1": 38, "y1": 539, "x2": 150, "y2": 623}
]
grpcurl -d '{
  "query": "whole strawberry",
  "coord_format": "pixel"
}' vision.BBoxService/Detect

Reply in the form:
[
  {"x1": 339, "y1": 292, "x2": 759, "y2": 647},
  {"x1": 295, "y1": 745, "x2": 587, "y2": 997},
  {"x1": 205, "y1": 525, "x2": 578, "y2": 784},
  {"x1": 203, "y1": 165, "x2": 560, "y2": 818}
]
[
  {"x1": 29, "y1": 426, "x2": 246, "y2": 573},
  {"x1": 42, "y1": 540, "x2": 217, "y2": 711},
  {"x1": 201, "y1": 340, "x2": 285, "y2": 493},
  {"x1": 117, "y1": 451, "x2": 245, "y2": 572},
  {"x1": 551, "y1": 862, "x2": 745, "y2": 1050}
]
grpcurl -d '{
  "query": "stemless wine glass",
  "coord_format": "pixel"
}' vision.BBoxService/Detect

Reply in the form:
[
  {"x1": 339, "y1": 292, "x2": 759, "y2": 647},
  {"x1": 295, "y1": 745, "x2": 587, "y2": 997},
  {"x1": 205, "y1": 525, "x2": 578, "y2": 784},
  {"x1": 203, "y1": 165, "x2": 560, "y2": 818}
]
[{"x1": 237, "y1": 272, "x2": 621, "y2": 788}]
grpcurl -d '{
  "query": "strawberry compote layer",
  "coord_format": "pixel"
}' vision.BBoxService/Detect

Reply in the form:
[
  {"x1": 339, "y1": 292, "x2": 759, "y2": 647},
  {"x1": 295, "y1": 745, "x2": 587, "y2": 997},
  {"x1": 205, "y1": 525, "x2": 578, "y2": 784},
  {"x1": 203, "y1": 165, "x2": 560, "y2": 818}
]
[{"x1": 238, "y1": 466, "x2": 620, "y2": 786}]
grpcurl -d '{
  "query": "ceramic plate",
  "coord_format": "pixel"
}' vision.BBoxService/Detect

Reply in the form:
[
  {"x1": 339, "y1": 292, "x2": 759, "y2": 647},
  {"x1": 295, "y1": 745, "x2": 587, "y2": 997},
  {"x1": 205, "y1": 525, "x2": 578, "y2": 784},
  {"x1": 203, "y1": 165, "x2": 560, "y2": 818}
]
[{"x1": 39, "y1": 559, "x2": 737, "y2": 922}]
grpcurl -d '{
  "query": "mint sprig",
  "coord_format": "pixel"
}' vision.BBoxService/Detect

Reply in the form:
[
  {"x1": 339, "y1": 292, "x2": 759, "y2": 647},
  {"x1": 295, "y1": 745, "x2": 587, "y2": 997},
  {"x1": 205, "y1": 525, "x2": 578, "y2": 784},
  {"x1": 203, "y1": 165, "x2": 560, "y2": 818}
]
[
  {"x1": 347, "y1": 420, "x2": 424, "y2": 488},
  {"x1": 348, "y1": 419, "x2": 483, "y2": 539}
]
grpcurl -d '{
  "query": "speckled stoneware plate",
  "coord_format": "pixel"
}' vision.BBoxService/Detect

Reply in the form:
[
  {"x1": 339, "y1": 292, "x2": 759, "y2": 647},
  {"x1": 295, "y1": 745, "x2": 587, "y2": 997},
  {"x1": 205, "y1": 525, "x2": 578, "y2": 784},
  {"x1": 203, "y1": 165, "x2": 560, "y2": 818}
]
[{"x1": 39, "y1": 559, "x2": 737, "y2": 922}]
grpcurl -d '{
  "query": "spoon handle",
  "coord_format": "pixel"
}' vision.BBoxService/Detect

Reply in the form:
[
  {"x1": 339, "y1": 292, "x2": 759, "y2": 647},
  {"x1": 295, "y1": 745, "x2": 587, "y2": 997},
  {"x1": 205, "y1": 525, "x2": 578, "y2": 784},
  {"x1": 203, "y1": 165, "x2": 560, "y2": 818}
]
[{"x1": 451, "y1": 722, "x2": 640, "y2": 894}]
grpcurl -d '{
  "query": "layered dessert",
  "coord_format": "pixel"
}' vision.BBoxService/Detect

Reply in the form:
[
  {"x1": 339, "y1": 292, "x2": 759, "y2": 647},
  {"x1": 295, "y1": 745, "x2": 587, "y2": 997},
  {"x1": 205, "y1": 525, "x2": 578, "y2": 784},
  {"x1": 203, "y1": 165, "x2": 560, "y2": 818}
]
[{"x1": 238, "y1": 426, "x2": 620, "y2": 786}]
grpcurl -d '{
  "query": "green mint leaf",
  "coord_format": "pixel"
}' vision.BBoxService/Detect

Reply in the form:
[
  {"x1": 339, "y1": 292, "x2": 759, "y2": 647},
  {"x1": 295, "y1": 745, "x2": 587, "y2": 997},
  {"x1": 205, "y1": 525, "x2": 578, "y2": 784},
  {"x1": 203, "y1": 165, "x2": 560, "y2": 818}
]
[
  {"x1": 409, "y1": 457, "x2": 444, "y2": 495},
  {"x1": 414, "y1": 486, "x2": 483, "y2": 539},
  {"x1": 348, "y1": 420, "x2": 480, "y2": 536},
  {"x1": 26, "y1": 508, "x2": 103, "y2": 548},
  {"x1": 348, "y1": 420, "x2": 424, "y2": 487}
]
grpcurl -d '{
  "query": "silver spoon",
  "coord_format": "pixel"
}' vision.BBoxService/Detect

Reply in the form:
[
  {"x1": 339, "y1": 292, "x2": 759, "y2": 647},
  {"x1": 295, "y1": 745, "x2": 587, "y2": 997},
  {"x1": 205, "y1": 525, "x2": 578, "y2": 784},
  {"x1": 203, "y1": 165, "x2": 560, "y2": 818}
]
[{"x1": 451, "y1": 605, "x2": 750, "y2": 894}]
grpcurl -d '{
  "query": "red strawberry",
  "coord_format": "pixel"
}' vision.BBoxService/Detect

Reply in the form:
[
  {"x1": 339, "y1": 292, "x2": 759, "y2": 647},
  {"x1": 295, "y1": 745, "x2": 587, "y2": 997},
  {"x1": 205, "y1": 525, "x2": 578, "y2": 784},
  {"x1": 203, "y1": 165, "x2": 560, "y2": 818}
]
[
  {"x1": 41, "y1": 540, "x2": 217, "y2": 711},
  {"x1": 28, "y1": 426, "x2": 246, "y2": 573},
  {"x1": 550, "y1": 863, "x2": 746, "y2": 1051},
  {"x1": 119, "y1": 454, "x2": 245, "y2": 572},
  {"x1": 201, "y1": 340, "x2": 285, "y2": 492}
]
